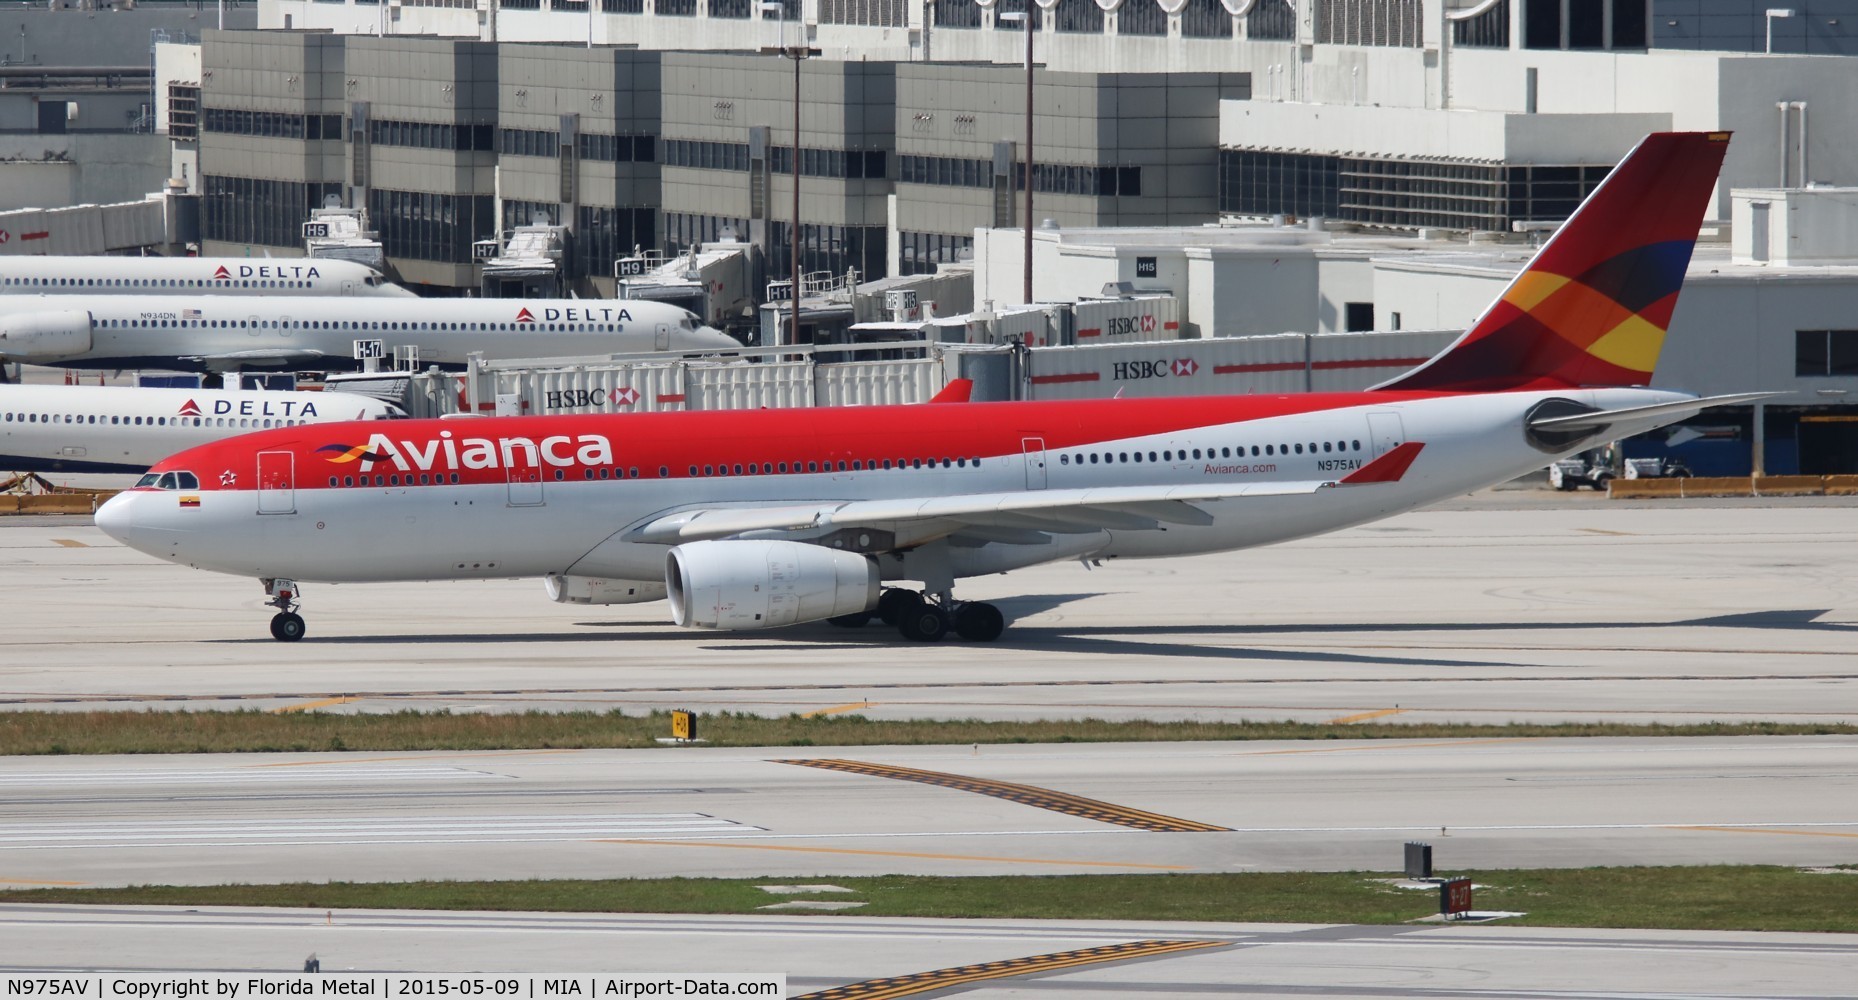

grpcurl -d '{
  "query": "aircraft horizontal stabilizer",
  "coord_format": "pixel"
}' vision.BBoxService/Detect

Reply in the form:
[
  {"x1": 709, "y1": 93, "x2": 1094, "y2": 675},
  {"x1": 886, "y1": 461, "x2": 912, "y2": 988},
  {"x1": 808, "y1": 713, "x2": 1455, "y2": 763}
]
[{"x1": 1527, "y1": 392, "x2": 1781, "y2": 431}]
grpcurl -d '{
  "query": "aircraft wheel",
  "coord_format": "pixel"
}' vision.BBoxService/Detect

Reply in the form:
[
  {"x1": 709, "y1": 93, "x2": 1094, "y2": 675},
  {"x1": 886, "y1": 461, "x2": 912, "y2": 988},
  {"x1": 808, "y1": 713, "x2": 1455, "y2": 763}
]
[
  {"x1": 876, "y1": 588, "x2": 921, "y2": 626},
  {"x1": 270, "y1": 612, "x2": 306, "y2": 643},
  {"x1": 898, "y1": 606, "x2": 949, "y2": 643},
  {"x1": 827, "y1": 611, "x2": 873, "y2": 628},
  {"x1": 953, "y1": 602, "x2": 1005, "y2": 642}
]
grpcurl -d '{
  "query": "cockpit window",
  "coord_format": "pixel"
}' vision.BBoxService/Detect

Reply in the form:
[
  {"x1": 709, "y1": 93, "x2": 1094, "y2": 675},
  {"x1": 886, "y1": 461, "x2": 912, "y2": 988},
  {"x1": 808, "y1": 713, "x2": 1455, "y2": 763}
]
[{"x1": 137, "y1": 471, "x2": 199, "y2": 490}]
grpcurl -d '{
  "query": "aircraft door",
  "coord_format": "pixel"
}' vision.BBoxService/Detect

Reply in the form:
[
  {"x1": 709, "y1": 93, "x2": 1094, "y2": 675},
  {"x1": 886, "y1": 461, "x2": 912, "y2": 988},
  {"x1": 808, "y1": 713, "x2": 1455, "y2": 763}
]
[
  {"x1": 506, "y1": 464, "x2": 544, "y2": 507},
  {"x1": 1021, "y1": 437, "x2": 1048, "y2": 490},
  {"x1": 341, "y1": 280, "x2": 359, "y2": 296},
  {"x1": 257, "y1": 451, "x2": 296, "y2": 514},
  {"x1": 1367, "y1": 412, "x2": 1407, "y2": 459},
  {"x1": 655, "y1": 323, "x2": 671, "y2": 351}
]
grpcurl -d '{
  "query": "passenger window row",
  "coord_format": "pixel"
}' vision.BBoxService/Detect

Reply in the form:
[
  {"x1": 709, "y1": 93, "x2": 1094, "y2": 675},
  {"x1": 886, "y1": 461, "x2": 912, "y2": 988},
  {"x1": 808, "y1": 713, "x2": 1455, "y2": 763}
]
[
  {"x1": 3, "y1": 277, "x2": 318, "y2": 289},
  {"x1": 3, "y1": 412, "x2": 306, "y2": 429},
  {"x1": 1060, "y1": 439, "x2": 1364, "y2": 466}
]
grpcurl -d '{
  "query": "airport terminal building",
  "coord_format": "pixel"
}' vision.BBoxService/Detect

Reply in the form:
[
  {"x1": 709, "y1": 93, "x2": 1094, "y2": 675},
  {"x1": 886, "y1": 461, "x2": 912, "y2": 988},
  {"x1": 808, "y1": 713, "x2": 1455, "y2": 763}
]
[{"x1": 177, "y1": 0, "x2": 1858, "y2": 296}]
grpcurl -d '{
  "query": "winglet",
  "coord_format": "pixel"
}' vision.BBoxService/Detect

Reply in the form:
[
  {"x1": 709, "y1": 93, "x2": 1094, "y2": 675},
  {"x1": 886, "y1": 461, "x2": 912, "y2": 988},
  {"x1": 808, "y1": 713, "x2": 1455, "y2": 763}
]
[
  {"x1": 1339, "y1": 442, "x2": 1425, "y2": 485},
  {"x1": 928, "y1": 378, "x2": 973, "y2": 404}
]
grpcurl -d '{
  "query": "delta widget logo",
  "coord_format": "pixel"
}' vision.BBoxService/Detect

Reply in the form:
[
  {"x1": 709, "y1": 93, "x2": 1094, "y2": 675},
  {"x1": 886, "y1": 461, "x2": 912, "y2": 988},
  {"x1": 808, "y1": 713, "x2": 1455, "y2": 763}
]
[
  {"x1": 177, "y1": 399, "x2": 203, "y2": 417},
  {"x1": 317, "y1": 442, "x2": 394, "y2": 465}
]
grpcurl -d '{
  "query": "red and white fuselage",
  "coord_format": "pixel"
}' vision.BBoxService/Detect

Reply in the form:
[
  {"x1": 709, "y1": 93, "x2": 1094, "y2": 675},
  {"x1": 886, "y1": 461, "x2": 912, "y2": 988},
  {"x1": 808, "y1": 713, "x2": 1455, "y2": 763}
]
[{"x1": 97, "y1": 386, "x2": 1692, "y2": 585}]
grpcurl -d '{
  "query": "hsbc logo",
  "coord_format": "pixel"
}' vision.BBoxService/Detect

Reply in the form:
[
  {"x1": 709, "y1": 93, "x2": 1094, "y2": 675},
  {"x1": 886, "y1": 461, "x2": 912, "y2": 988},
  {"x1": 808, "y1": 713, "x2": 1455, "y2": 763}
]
[
  {"x1": 610, "y1": 386, "x2": 639, "y2": 406},
  {"x1": 1107, "y1": 314, "x2": 1159, "y2": 337},
  {"x1": 545, "y1": 389, "x2": 604, "y2": 409},
  {"x1": 1112, "y1": 357, "x2": 1196, "y2": 382}
]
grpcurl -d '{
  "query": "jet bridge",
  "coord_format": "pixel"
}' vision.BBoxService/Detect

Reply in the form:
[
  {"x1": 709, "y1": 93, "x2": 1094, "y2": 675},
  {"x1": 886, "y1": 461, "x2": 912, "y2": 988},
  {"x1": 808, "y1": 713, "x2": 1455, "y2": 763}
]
[
  {"x1": 480, "y1": 223, "x2": 571, "y2": 299},
  {"x1": 303, "y1": 203, "x2": 385, "y2": 272}
]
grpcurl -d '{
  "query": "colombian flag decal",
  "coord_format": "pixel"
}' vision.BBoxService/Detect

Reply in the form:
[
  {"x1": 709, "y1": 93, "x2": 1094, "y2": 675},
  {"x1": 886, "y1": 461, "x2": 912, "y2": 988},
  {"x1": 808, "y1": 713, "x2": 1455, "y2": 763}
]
[
  {"x1": 179, "y1": 495, "x2": 201, "y2": 508},
  {"x1": 317, "y1": 443, "x2": 392, "y2": 464}
]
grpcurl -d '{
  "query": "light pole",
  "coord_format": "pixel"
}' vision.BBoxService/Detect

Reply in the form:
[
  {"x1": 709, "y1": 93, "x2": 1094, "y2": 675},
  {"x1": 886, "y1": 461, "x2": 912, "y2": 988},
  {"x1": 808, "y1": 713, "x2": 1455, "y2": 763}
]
[
  {"x1": 1765, "y1": 8, "x2": 1795, "y2": 54},
  {"x1": 760, "y1": 2, "x2": 817, "y2": 346},
  {"x1": 999, "y1": 9, "x2": 1034, "y2": 305}
]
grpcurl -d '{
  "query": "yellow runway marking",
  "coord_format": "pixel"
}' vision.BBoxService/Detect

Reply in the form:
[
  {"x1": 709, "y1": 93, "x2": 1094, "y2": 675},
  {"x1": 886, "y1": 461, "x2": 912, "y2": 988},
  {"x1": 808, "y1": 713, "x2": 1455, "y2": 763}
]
[
  {"x1": 1326, "y1": 708, "x2": 1410, "y2": 724},
  {"x1": 50, "y1": 539, "x2": 88, "y2": 548},
  {"x1": 1233, "y1": 738, "x2": 1533, "y2": 757},
  {"x1": 242, "y1": 749, "x2": 582, "y2": 768},
  {"x1": 778, "y1": 758, "x2": 1230, "y2": 833},
  {"x1": 605, "y1": 839, "x2": 1190, "y2": 870},
  {"x1": 1577, "y1": 528, "x2": 1635, "y2": 536},
  {"x1": 269, "y1": 696, "x2": 359, "y2": 714},
  {"x1": 804, "y1": 701, "x2": 876, "y2": 718},
  {"x1": 1677, "y1": 825, "x2": 1858, "y2": 840},
  {"x1": 0, "y1": 876, "x2": 87, "y2": 886},
  {"x1": 792, "y1": 939, "x2": 1227, "y2": 1000}
]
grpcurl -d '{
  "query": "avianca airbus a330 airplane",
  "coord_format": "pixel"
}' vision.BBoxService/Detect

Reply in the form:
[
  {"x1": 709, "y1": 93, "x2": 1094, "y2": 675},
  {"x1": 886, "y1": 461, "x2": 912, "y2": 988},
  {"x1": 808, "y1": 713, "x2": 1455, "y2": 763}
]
[{"x1": 99, "y1": 132, "x2": 1762, "y2": 643}]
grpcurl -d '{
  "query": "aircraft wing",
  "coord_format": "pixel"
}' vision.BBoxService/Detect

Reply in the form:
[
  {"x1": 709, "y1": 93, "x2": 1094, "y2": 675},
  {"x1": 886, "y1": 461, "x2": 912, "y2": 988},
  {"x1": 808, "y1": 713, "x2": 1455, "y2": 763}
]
[
  {"x1": 180, "y1": 349, "x2": 329, "y2": 371},
  {"x1": 632, "y1": 444, "x2": 1422, "y2": 545}
]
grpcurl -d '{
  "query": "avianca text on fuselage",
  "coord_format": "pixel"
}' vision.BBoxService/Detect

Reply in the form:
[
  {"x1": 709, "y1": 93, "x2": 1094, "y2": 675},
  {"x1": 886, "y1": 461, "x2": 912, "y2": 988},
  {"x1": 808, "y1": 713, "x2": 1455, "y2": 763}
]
[
  {"x1": 516, "y1": 306, "x2": 635, "y2": 324},
  {"x1": 336, "y1": 429, "x2": 615, "y2": 472},
  {"x1": 213, "y1": 264, "x2": 323, "y2": 281}
]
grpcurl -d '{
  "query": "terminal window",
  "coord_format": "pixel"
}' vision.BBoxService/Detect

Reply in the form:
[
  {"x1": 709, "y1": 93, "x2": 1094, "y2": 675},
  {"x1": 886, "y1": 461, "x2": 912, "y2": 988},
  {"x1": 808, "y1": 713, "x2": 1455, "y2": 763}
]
[{"x1": 1796, "y1": 330, "x2": 1858, "y2": 377}]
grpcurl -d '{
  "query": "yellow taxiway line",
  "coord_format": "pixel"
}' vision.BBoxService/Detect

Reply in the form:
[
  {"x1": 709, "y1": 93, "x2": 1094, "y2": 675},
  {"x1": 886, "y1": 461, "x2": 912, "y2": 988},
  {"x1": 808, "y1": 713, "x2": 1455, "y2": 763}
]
[
  {"x1": 803, "y1": 702, "x2": 876, "y2": 718},
  {"x1": 792, "y1": 939, "x2": 1227, "y2": 1000},
  {"x1": 269, "y1": 696, "x2": 360, "y2": 714},
  {"x1": 1326, "y1": 708, "x2": 1410, "y2": 724},
  {"x1": 0, "y1": 876, "x2": 87, "y2": 886},
  {"x1": 604, "y1": 839, "x2": 1191, "y2": 870},
  {"x1": 1676, "y1": 825, "x2": 1858, "y2": 840},
  {"x1": 777, "y1": 758, "x2": 1230, "y2": 833}
]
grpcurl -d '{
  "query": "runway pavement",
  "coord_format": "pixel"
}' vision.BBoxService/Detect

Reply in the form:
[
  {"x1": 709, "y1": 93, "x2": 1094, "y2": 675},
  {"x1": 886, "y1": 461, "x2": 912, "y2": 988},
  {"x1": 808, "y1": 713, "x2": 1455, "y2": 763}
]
[
  {"x1": 4, "y1": 904, "x2": 1856, "y2": 999},
  {"x1": 3, "y1": 500, "x2": 1856, "y2": 724},
  {"x1": 2, "y1": 737, "x2": 1854, "y2": 887}
]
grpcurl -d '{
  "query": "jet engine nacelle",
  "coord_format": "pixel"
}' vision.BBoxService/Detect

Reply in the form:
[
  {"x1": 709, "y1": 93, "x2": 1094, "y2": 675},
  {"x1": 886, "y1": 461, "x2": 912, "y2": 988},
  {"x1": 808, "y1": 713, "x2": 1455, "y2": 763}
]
[
  {"x1": 666, "y1": 539, "x2": 879, "y2": 630},
  {"x1": 543, "y1": 574, "x2": 668, "y2": 605},
  {"x1": 0, "y1": 310, "x2": 93, "y2": 362}
]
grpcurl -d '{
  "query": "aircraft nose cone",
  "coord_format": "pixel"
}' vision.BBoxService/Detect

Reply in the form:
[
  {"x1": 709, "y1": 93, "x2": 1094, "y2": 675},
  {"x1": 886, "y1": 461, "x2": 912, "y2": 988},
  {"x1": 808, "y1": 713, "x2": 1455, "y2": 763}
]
[
  {"x1": 94, "y1": 491, "x2": 140, "y2": 548},
  {"x1": 696, "y1": 326, "x2": 743, "y2": 350}
]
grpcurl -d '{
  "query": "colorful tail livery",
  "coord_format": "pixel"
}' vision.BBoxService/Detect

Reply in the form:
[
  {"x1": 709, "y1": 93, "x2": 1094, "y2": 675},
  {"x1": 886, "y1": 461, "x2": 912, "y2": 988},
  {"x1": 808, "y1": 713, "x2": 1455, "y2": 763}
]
[{"x1": 1381, "y1": 131, "x2": 1730, "y2": 393}]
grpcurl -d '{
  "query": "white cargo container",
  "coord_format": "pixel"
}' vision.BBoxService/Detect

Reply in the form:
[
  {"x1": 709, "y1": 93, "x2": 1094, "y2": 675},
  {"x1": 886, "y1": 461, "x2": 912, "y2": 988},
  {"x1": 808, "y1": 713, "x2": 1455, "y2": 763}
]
[
  {"x1": 1307, "y1": 330, "x2": 1456, "y2": 391},
  {"x1": 689, "y1": 360, "x2": 812, "y2": 411},
  {"x1": 1072, "y1": 295, "x2": 1182, "y2": 345},
  {"x1": 1027, "y1": 334, "x2": 1309, "y2": 400},
  {"x1": 817, "y1": 358, "x2": 941, "y2": 407}
]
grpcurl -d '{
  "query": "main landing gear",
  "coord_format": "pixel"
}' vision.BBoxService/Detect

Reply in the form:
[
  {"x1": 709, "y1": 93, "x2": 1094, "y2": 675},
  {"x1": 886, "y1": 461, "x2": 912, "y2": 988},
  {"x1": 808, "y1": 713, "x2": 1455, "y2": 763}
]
[
  {"x1": 827, "y1": 587, "x2": 1006, "y2": 643},
  {"x1": 263, "y1": 578, "x2": 306, "y2": 642}
]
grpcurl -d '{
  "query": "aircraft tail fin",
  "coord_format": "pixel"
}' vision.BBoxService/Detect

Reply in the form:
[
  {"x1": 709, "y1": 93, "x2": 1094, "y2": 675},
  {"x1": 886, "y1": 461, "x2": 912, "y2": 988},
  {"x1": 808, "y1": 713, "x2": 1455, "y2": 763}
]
[{"x1": 1377, "y1": 131, "x2": 1730, "y2": 393}]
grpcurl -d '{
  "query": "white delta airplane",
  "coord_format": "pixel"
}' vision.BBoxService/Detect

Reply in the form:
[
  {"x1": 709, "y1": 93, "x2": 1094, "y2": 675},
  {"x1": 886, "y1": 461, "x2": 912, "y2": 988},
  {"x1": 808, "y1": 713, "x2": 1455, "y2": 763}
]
[
  {"x1": 0, "y1": 257, "x2": 411, "y2": 297},
  {"x1": 0, "y1": 297, "x2": 739, "y2": 374},
  {"x1": 1, "y1": 383, "x2": 402, "y2": 474},
  {"x1": 101, "y1": 132, "x2": 1768, "y2": 644}
]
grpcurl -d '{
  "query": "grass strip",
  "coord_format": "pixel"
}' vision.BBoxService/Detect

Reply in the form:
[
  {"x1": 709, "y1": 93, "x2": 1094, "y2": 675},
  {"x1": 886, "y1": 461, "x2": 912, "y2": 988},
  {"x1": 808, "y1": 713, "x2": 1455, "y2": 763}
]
[
  {"x1": 3, "y1": 868, "x2": 1855, "y2": 933},
  {"x1": 2, "y1": 710, "x2": 1855, "y2": 756}
]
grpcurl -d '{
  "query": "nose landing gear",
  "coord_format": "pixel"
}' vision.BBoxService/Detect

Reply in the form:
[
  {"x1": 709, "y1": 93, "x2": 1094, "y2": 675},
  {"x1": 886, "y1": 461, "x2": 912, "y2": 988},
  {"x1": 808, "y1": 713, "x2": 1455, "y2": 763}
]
[{"x1": 263, "y1": 578, "x2": 306, "y2": 642}]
